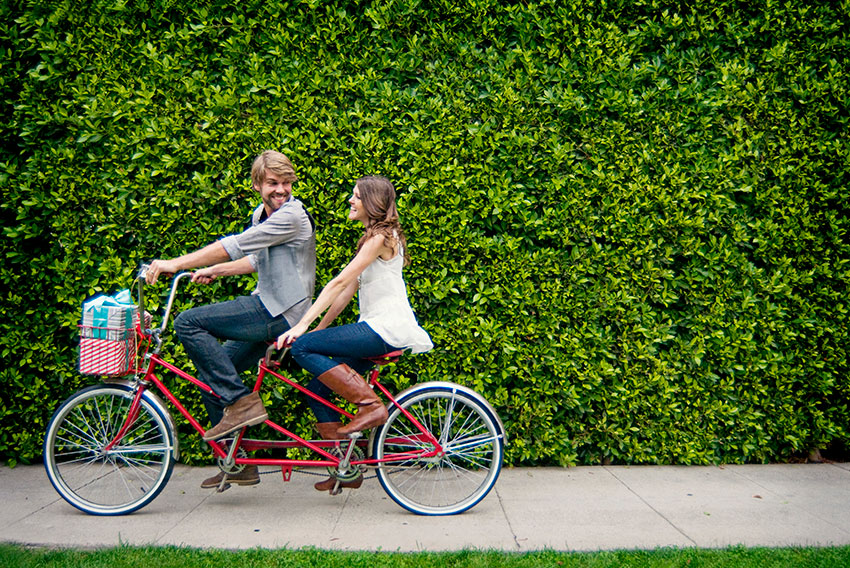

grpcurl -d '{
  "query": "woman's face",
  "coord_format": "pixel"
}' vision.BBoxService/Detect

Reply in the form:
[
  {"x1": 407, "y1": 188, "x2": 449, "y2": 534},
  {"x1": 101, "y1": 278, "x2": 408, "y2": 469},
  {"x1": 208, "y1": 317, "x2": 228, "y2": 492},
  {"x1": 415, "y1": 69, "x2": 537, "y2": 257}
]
[{"x1": 348, "y1": 184, "x2": 369, "y2": 224}]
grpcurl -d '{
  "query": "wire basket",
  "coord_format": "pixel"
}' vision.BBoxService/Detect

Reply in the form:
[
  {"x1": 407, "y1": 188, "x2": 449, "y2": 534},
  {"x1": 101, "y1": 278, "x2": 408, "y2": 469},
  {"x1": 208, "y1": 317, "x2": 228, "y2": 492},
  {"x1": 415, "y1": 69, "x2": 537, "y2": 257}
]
[{"x1": 78, "y1": 311, "x2": 148, "y2": 376}]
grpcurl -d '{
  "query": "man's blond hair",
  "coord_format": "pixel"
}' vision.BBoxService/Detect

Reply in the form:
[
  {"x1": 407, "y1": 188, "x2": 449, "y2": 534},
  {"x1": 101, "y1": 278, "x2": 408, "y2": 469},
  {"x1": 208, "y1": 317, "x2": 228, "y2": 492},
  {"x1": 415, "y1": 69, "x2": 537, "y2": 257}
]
[{"x1": 251, "y1": 150, "x2": 297, "y2": 187}]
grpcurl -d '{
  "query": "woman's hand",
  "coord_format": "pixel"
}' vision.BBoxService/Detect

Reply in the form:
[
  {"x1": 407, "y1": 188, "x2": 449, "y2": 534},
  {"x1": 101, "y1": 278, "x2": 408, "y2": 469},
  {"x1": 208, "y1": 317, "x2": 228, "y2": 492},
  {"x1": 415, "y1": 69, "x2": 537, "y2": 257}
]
[{"x1": 277, "y1": 322, "x2": 309, "y2": 349}]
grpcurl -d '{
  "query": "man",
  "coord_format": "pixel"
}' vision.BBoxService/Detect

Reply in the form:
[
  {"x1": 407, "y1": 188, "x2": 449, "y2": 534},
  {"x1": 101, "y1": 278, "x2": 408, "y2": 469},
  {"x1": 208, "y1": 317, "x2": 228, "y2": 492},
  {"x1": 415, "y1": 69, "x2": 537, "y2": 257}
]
[{"x1": 146, "y1": 150, "x2": 316, "y2": 488}]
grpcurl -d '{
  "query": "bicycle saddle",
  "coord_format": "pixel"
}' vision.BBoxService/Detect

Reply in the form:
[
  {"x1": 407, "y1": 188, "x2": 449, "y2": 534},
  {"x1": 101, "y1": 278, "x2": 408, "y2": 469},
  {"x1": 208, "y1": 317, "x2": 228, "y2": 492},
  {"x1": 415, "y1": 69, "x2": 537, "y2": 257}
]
[{"x1": 367, "y1": 350, "x2": 404, "y2": 366}]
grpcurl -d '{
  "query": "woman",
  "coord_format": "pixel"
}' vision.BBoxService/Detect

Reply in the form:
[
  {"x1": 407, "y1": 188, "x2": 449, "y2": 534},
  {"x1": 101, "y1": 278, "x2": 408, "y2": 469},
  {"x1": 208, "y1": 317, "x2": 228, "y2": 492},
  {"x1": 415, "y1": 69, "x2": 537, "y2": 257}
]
[{"x1": 277, "y1": 175, "x2": 432, "y2": 491}]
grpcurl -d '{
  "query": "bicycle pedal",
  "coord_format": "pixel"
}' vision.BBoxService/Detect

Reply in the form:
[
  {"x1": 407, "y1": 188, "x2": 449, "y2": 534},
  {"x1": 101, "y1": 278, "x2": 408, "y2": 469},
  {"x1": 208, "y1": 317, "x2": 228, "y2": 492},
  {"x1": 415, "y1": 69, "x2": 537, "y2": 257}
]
[
  {"x1": 330, "y1": 481, "x2": 342, "y2": 496},
  {"x1": 216, "y1": 481, "x2": 231, "y2": 493}
]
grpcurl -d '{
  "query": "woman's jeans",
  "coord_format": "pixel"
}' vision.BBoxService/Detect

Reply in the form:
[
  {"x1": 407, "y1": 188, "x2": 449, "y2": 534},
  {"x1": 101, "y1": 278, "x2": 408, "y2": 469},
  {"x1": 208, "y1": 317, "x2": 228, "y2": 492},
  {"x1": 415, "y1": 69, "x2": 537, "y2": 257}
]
[
  {"x1": 174, "y1": 295, "x2": 291, "y2": 426},
  {"x1": 290, "y1": 322, "x2": 396, "y2": 423}
]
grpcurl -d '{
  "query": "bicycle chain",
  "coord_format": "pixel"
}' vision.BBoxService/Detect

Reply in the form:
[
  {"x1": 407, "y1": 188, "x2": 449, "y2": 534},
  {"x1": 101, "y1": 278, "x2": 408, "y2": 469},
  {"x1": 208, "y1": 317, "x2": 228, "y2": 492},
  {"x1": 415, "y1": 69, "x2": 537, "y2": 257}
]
[{"x1": 258, "y1": 467, "x2": 377, "y2": 480}]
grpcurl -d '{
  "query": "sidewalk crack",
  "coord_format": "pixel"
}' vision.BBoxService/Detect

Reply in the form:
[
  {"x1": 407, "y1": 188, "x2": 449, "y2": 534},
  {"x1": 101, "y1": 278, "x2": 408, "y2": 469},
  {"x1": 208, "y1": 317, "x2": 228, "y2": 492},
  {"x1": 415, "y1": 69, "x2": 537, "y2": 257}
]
[
  {"x1": 728, "y1": 463, "x2": 850, "y2": 538},
  {"x1": 604, "y1": 466, "x2": 697, "y2": 547},
  {"x1": 0, "y1": 496, "x2": 64, "y2": 531},
  {"x1": 495, "y1": 485, "x2": 524, "y2": 550},
  {"x1": 155, "y1": 489, "x2": 215, "y2": 544}
]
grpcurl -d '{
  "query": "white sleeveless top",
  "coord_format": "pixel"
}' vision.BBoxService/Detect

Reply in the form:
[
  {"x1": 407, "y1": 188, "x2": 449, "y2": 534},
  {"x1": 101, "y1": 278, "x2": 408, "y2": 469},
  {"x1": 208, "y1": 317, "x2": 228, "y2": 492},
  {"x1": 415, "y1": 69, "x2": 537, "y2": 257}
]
[{"x1": 358, "y1": 246, "x2": 433, "y2": 354}]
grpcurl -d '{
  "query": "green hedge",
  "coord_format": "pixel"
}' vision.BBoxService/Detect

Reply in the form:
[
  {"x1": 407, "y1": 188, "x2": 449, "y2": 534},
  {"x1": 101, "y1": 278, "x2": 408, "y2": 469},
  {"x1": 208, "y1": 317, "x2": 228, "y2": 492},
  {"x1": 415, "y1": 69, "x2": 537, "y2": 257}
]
[{"x1": 1, "y1": 0, "x2": 848, "y2": 466}]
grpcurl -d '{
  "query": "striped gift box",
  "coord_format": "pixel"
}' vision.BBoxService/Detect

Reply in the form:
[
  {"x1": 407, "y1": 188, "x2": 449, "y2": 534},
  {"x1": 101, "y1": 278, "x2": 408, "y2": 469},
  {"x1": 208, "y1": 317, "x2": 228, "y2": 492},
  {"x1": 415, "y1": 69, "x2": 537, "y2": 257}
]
[{"x1": 79, "y1": 336, "x2": 135, "y2": 376}]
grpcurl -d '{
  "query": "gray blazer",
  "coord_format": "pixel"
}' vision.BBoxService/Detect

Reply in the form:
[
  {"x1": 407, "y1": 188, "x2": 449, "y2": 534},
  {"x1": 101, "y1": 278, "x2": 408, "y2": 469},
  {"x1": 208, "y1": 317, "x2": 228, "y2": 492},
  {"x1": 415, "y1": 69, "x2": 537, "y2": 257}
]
[{"x1": 219, "y1": 197, "x2": 316, "y2": 325}]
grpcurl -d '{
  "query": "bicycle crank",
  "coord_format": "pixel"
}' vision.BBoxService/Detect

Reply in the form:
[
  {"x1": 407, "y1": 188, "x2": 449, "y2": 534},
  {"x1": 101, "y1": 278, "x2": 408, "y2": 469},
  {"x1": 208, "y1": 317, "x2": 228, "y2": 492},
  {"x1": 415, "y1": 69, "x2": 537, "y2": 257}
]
[{"x1": 327, "y1": 442, "x2": 366, "y2": 482}]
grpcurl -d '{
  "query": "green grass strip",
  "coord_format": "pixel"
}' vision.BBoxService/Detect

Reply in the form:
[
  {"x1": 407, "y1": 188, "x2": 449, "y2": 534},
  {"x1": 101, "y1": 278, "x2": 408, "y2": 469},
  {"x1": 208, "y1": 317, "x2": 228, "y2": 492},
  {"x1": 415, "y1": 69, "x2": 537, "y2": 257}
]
[{"x1": 3, "y1": 544, "x2": 850, "y2": 568}]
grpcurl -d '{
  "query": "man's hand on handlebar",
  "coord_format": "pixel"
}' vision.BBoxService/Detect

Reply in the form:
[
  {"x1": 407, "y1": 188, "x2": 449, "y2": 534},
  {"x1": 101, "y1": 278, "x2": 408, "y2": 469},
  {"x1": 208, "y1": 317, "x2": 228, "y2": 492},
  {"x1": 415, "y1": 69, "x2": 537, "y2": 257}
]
[
  {"x1": 191, "y1": 266, "x2": 217, "y2": 285},
  {"x1": 145, "y1": 259, "x2": 180, "y2": 284}
]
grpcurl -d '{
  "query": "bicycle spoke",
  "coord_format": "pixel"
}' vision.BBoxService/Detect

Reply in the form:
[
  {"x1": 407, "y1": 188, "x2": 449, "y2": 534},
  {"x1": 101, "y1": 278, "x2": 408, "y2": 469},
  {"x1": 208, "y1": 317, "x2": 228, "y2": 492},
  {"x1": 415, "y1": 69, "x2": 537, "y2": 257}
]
[
  {"x1": 445, "y1": 433, "x2": 500, "y2": 454},
  {"x1": 65, "y1": 407, "x2": 103, "y2": 448}
]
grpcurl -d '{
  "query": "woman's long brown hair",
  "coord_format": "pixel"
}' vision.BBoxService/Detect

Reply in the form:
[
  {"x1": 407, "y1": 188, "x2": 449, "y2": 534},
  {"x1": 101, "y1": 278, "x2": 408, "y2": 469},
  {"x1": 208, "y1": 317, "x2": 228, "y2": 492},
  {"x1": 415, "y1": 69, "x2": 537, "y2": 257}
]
[{"x1": 354, "y1": 175, "x2": 409, "y2": 265}]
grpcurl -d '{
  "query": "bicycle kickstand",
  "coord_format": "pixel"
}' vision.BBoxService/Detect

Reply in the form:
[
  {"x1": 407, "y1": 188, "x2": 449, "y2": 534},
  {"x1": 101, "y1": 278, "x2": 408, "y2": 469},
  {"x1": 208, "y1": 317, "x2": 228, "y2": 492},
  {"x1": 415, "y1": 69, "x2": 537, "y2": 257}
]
[{"x1": 331, "y1": 431, "x2": 362, "y2": 496}]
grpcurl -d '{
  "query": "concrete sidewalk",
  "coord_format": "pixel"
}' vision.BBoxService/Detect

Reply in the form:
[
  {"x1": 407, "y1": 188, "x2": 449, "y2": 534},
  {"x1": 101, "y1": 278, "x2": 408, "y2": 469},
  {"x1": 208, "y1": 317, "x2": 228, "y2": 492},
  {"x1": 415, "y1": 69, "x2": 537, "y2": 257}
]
[{"x1": 2, "y1": 463, "x2": 850, "y2": 552}]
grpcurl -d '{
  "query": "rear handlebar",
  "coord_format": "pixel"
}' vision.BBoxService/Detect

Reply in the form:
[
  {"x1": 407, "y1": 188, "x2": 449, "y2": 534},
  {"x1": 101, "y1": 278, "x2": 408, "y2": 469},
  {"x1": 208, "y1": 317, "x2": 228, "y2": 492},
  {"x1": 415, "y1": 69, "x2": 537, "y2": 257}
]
[{"x1": 263, "y1": 344, "x2": 289, "y2": 367}]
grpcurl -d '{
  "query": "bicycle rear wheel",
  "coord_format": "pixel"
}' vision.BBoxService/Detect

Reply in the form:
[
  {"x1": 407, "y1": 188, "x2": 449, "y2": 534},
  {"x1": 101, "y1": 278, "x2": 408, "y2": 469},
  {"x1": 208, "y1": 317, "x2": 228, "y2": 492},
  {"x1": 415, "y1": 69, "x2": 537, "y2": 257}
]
[
  {"x1": 373, "y1": 385, "x2": 503, "y2": 515},
  {"x1": 43, "y1": 383, "x2": 176, "y2": 515}
]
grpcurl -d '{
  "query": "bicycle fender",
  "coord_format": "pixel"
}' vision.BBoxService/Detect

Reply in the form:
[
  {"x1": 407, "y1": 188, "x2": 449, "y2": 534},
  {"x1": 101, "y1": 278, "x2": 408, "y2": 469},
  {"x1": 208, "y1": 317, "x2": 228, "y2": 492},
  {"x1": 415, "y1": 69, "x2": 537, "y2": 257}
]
[{"x1": 390, "y1": 381, "x2": 508, "y2": 444}]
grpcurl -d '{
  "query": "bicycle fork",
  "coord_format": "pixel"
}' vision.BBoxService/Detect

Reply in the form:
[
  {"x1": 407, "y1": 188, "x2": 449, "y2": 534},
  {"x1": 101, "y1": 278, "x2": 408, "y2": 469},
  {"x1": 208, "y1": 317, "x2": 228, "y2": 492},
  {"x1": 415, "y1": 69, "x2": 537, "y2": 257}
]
[{"x1": 102, "y1": 382, "x2": 147, "y2": 456}]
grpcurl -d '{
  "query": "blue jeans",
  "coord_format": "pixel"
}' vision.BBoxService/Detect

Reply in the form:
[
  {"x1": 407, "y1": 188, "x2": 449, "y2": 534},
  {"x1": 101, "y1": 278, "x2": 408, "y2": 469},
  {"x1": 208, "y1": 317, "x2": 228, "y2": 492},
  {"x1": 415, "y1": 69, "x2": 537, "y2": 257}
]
[
  {"x1": 174, "y1": 295, "x2": 291, "y2": 425},
  {"x1": 290, "y1": 322, "x2": 396, "y2": 423}
]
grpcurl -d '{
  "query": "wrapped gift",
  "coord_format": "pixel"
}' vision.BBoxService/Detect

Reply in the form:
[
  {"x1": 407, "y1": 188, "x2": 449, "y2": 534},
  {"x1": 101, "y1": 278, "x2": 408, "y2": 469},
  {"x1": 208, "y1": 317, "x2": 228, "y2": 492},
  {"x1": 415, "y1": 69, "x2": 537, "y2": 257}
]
[
  {"x1": 81, "y1": 290, "x2": 137, "y2": 340},
  {"x1": 79, "y1": 336, "x2": 134, "y2": 376}
]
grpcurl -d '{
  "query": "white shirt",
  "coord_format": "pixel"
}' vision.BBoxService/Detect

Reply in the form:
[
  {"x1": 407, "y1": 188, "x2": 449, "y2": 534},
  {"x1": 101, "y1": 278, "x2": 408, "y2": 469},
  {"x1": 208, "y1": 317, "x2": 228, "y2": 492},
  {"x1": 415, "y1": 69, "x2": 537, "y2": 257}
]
[{"x1": 357, "y1": 247, "x2": 433, "y2": 354}]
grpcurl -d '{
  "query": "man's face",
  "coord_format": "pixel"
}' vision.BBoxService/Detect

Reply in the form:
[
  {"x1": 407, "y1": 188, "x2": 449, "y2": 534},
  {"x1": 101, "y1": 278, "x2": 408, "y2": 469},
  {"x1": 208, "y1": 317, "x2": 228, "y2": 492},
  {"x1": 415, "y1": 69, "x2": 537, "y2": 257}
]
[{"x1": 256, "y1": 171, "x2": 293, "y2": 215}]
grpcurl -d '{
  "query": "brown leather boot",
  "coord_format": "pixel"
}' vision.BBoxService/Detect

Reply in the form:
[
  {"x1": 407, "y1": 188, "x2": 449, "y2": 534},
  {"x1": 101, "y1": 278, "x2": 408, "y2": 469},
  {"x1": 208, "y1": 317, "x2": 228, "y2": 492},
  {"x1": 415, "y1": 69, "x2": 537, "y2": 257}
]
[
  {"x1": 203, "y1": 392, "x2": 268, "y2": 441},
  {"x1": 200, "y1": 465, "x2": 260, "y2": 489},
  {"x1": 314, "y1": 473, "x2": 363, "y2": 493},
  {"x1": 312, "y1": 421, "x2": 363, "y2": 493},
  {"x1": 315, "y1": 421, "x2": 343, "y2": 440},
  {"x1": 317, "y1": 364, "x2": 388, "y2": 435}
]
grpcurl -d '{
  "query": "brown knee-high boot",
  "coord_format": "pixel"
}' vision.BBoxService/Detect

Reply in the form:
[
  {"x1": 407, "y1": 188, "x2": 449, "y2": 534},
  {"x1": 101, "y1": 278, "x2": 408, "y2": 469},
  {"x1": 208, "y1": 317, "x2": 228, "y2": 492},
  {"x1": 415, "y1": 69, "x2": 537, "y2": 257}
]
[
  {"x1": 313, "y1": 421, "x2": 363, "y2": 492},
  {"x1": 316, "y1": 364, "x2": 388, "y2": 435}
]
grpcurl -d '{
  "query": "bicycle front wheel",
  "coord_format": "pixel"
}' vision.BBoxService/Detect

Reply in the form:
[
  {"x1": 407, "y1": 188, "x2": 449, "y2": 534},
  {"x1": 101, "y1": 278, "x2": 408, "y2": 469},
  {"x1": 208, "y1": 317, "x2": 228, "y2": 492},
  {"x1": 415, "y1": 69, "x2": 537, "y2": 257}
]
[
  {"x1": 43, "y1": 384, "x2": 176, "y2": 515},
  {"x1": 373, "y1": 385, "x2": 504, "y2": 515}
]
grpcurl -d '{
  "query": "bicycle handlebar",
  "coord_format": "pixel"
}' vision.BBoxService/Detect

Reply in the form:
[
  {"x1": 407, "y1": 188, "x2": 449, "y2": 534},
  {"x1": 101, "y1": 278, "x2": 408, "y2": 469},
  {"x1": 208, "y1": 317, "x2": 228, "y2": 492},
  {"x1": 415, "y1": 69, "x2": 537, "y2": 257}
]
[
  {"x1": 136, "y1": 264, "x2": 193, "y2": 342},
  {"x1": 136, "y1": 265, "x2": 285, "y2": 362},
  {"x1": 160, "y1": 272, "x2": 193, "y2": 333},
  {"x1": 137, "y1": 264, "x2": 149, "y2": 331}
]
